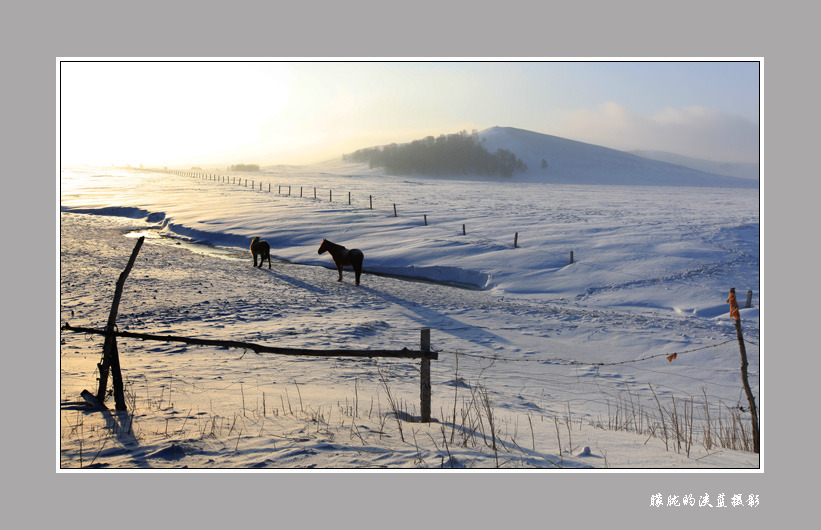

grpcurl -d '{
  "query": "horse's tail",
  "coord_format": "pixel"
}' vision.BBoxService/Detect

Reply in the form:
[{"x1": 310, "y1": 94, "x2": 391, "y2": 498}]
[{"x1": 351, "y1": 249, "x2": 364, "y2": 285}]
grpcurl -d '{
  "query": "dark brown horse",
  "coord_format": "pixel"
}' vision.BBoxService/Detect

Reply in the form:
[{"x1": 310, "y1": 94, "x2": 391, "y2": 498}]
[
  {"x1": 250, "y1": 236, "x2": 271, "y2": 269},
  {"x1": 318, "y1": 239, "x2": 364, "y2": 285}
]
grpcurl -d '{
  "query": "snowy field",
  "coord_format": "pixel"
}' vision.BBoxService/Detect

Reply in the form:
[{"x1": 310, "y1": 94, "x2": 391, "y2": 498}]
[{"x1": 58, "y1": 161, "x2": 760, "y2": 470}]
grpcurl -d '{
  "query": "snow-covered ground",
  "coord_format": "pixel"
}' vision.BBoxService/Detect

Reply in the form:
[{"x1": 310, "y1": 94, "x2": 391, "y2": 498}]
[{"x1": 58, "y1": 153, "x2": 760, "y2": 469}]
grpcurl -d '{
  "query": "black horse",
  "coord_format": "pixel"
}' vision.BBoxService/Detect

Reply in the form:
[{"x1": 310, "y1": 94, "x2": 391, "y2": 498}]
[
  {"x1": 318, "y1": 239, "x2": 364, "y2": 285},
  {"x1": 250, "y1": 236, "x2": 271, "y2": 269}
]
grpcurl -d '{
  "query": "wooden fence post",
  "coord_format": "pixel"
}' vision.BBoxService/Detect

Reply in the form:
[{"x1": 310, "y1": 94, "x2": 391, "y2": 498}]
[
  {"x1": 746, "y1": 290, "x2": 753, "y2": 308},
  {"x1": 394, "y1": 204, "x2": 397, "y2": 217},
  {"x1": 330, "y1": 190, "x2": 333, "y2": 202},
  {"x1": 420, "y1": 328, "x2": 431, "y2": 422},
  {"x1": 348, "y1": 191, "x2": 351, "y2": 205},
  {"x1": 424, "y1": 214, "x2": 427, "y2": 226},
  {"x1": 514, "y1": 232, "x2": 518, "y2": 248},
  {"x1": 728, "y1": 288, "x2": 760, "y2": 453},
  {"x1": 462, "y1": 224, "x2": 466, "y2": 235},
  {"x1": 369, "y1": 195, "x2": 373, "y2": 209},
  {"x1": 570, "y1": 251, "x2": 574, "y2": 264},
  {"x1": 96, "y1": 236, "x2": 144, "y2": 410}
]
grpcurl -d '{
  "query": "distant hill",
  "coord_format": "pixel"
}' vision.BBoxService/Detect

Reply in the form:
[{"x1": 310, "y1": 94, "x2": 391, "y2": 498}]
[
  {"x1": 305, "y1": 126, "x2": 758, "y2": 188},
  {"x1": 629, "y1": 149, "x2": 759, "y2": 181},
  {"x1": 476, "y1": 127, "x2": 757, "y2": 188}
]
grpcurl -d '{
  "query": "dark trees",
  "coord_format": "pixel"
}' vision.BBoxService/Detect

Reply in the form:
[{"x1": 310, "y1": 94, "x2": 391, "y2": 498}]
[{"x1": 344, "y1": 130, "x2": 527, "y2": 178}]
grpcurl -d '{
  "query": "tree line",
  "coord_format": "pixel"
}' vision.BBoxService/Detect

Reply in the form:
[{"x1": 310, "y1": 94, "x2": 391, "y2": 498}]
[
  {"x1": 343, "y1": 130, "x2": 527, "y2": 178},
  {"x1": 229, "y1": 163, "x2": 260, "y2": 172}
]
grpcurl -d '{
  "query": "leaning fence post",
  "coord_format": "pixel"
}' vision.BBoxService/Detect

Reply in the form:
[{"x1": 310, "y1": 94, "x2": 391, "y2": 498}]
[
  {"x1": 420, "y1": 328, "x2": 431, "y2": 422},
  {"x1": 514, "y1": 232, "x2": 519, "y2": 248},
  {"x1": 728, "y1": 287, "x2": 760, "y2": 453},
  {"x1": 95, "y1": 236, "x2": 144, "y2": 410}
]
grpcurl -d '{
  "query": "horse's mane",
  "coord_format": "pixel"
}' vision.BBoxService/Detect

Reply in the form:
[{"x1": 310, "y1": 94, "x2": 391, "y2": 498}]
[{"x1": 321, "y1": 239, "x2": 345, "y2": 250}]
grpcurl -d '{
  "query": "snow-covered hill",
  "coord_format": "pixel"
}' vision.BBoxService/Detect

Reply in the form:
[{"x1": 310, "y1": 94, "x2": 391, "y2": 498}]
[
  {"x1": 629, "y1": 149, "x2": 759, "y2": 181},
  {"x1": 282, "y1": 127, "x2": 758, "y2": 189},
  {"x1": 476, "y1": 127, "x2": 758, "y2": 187}
]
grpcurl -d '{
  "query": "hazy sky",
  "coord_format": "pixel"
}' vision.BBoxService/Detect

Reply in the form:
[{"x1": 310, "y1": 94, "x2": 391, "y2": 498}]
[{"x1": 60, "y1": 60, "x2": 760, "y2": 167}]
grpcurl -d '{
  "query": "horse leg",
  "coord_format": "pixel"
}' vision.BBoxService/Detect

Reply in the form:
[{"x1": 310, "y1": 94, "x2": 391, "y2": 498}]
[{"x1": 253, "y1": 253, "x2": 258, "y2": 267}]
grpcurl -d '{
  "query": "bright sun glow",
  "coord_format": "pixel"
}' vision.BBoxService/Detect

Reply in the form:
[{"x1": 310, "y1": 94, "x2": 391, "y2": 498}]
[{"x1": 60, "y1": 60, "x2": 760, "y2": 168}]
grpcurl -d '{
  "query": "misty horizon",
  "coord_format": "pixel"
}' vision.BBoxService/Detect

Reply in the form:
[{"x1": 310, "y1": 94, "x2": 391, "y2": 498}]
[{"x1": 59, "y1": 60, "x2": 760, "y2": 169}]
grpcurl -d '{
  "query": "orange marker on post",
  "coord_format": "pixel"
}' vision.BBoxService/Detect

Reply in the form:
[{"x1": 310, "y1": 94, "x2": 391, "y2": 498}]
[{"x1": 727, "y1": 288, "x2": 740, "y2": 321}]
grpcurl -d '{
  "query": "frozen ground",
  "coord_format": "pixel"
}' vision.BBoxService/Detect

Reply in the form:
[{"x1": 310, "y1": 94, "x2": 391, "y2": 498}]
[{"x1": 58, "y1": 160, "x2": 760, "y2": 470}]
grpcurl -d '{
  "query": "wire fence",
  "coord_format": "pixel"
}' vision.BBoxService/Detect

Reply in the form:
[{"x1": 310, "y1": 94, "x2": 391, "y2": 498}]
[{"x1": 114, "y1": 168, "x2": 761, "y2": 454}]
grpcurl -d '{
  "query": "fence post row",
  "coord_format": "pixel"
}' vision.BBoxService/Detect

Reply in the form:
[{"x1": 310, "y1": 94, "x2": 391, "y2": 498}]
[{"x1": 187, "y1": 171, "x2": 531, "y2": 255}]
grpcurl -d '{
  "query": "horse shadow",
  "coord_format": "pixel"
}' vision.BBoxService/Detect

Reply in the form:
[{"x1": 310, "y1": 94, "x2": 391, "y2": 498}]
[
  {"x1": 261, "y1": 268, "x2": 328, "y2": 295},
  {"x1": 358, "y1": 285, "x2": 511, "y2": 350}
]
